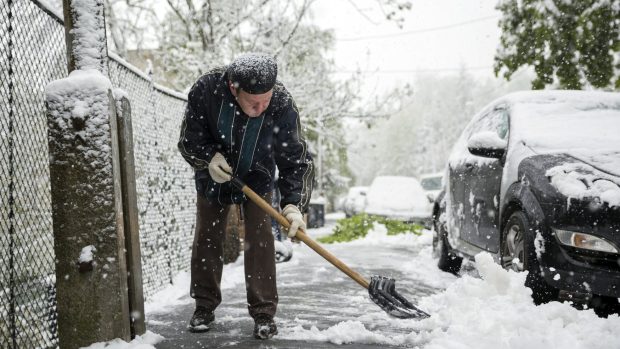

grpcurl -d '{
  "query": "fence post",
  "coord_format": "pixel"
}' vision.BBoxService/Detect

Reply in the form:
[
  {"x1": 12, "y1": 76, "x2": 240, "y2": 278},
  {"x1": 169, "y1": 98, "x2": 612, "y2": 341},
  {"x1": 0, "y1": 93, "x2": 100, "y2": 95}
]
[
  {"x1": 115, "y1": 94, "x2": 146, "y2": 337},
  {"x1": 45, "y1": 0, "x2": 132, "y2": 347}
]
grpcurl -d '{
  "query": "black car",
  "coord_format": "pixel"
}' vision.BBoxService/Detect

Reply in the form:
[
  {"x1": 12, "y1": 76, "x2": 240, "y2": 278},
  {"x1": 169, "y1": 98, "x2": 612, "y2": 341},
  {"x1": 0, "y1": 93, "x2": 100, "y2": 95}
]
[{"x1": 432, "y1": 91, "x2": 620, "y2": 310}]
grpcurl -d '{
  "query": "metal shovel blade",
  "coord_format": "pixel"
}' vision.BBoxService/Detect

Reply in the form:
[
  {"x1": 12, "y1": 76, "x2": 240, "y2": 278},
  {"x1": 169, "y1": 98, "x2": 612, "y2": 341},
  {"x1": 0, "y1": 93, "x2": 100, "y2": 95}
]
[{"x1": 368, "y1": 276, "x2": 430, "y2": 319}]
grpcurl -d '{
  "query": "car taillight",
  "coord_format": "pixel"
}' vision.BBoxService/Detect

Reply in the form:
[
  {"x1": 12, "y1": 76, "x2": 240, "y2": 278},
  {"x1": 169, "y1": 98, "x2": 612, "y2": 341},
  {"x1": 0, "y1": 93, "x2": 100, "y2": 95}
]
[{"x1": 554, "y1": 229, "x2": 618, "y2": 254}]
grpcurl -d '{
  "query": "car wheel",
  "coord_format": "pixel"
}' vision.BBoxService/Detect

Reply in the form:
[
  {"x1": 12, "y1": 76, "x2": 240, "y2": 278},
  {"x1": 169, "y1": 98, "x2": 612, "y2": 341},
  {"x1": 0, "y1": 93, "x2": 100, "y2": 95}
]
[
  {"x1": 434, "y1": 219, "x2": 462, "y2": 275},
  {"x1": 590, "y1": 296, "x2": 620, "y2": 318},
  {"x1": 502, "y1": 211, "x2": 558, "y2": 304}
]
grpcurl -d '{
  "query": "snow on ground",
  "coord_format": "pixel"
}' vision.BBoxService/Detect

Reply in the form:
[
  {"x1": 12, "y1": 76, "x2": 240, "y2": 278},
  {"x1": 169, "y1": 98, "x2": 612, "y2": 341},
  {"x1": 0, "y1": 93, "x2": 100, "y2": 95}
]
[
  {"x1": 94, "y1": 214, "x2": 619, "y2": 348},
  {"x1": 275, "y1": 224, "x2": 620, "y2": 348},
  {"x1": 80, "y1": 331, "x2": 164, "y2": 349}
]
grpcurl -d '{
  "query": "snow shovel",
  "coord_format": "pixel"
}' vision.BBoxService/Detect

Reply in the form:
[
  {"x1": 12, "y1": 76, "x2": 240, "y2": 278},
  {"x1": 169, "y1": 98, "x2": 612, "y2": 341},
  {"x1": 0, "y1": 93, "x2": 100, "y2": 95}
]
[{"x1": 229, "y1": 175, "x2": 430, "y2": 319}]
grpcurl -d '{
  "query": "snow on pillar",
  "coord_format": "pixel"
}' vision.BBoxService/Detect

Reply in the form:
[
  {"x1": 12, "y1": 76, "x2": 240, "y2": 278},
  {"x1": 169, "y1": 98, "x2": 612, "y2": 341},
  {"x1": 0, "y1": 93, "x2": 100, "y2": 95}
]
[
  {"x1": 62, "y1": 0, "x2": 108, "y2": 73},
  {"x1": 45, "y1": 0, "x2": 132, "y2": 347}
]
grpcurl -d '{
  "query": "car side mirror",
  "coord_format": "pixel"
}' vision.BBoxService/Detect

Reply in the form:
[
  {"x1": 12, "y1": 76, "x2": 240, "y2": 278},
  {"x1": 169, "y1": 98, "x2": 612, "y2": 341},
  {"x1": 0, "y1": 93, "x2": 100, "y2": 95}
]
[{"x1": 467, "y1": 131, "x2": 507, "y2": 159}]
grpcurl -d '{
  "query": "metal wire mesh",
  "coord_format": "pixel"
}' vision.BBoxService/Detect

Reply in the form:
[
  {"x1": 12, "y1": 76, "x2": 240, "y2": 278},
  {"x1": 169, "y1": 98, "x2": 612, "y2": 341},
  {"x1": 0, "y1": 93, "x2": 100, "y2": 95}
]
[
  {"x1": 1, "y1": 0, "x2": 66, "y2": 348},
  {"x1": 107, "y1": 62, "x2": 195, "y2": 300},
  {"x1": 1, "y1": 0, "x2": 194, "y2": 347}
]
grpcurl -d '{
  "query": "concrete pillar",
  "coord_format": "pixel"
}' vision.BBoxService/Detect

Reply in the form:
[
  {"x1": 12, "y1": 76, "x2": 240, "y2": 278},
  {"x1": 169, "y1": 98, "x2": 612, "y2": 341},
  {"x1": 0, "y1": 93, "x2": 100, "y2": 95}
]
[
  {"x1": 46, "y1": 76, "x2": 131, "y2": 348},
  {"x1": 44, "y1": 0, "x2": 135, "y2": 347}
]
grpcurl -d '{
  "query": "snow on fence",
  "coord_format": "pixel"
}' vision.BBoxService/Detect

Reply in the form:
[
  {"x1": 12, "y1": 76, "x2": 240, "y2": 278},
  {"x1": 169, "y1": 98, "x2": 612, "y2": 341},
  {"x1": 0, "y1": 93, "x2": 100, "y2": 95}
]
[
  {"x1": 1, "y1": 1, "x2": 194, "y2": 347},
  {"x1": 107, "y1": 58, "x2": 196, "y2": 300}
]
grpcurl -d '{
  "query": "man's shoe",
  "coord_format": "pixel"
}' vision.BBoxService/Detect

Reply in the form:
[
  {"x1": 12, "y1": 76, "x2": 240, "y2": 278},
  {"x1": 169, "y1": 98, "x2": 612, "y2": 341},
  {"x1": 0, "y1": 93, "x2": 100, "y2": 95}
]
[
  {"x1": 253, "y1": 314, "x2": 278, "y2": 339},
  {"x1": 188, "y1": 306, "x2": 214, "y2": 333}
]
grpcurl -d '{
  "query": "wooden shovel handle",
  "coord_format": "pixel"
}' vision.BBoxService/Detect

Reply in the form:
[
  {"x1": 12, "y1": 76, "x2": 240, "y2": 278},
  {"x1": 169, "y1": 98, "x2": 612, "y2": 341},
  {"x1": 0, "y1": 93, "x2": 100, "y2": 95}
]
[{"x1": 232, "y1": 177, "x2": 370, "y2": 289}]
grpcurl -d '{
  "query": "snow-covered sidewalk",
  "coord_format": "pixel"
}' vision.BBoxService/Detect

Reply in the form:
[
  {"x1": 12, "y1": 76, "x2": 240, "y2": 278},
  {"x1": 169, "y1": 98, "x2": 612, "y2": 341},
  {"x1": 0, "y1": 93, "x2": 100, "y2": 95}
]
[{"x1": 87, "y1": 213, "x2": 620, "y2": 348}]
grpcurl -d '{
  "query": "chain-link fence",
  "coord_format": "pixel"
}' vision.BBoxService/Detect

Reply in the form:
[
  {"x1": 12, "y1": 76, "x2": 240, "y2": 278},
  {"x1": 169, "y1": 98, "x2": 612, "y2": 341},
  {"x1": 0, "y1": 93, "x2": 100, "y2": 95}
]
[
  {"x1": 1, "y1": 0, "x2": 194, "y2": 347},
  {"x1": 107, "y1": 59, "x2": 196, "y2": 300},
  {"x1": 1, "y1": 0, "x2": 67, "y2": 347}
]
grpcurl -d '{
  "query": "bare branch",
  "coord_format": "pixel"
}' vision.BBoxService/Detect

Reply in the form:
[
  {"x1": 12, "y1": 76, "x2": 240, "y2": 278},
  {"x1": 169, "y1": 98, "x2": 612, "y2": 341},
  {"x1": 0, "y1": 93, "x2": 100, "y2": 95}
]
[
  {"x1": 183, "y1": 0, "x2": 209, "y2": 49},
  {"x1": 202, "y1": 0, "x2": 215, "y2": 45},
  {"x1": 345, "y1": 0, "x2": 380, "y2": 25},
  {"x1": 274, "y1": 0, "x2": 314, "y2": 58},
  {"x1": 104, "y1": 0, "x2": 126, "y2": 54},
  {"x1": 165, "y1": 0, "x2": 193, "y2": 41},
  {"x1": 215, "y1": 0, "x2": 272, "y2": 43}
]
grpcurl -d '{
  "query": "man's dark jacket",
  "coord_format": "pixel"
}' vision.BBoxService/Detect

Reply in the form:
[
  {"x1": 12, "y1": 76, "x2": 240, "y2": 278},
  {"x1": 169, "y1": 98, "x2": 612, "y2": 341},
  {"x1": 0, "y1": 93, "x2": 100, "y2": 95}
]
[{"x1": 178, "y1": 68, "x2": 314, "y2": 212}]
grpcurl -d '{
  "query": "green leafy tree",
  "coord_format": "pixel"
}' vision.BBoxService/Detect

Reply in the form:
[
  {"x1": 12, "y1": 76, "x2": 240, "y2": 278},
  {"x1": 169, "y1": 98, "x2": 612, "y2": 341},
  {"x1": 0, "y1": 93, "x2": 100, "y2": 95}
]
[{"x1": 495, "y1": 0, "x2": 620, "y2": 89}]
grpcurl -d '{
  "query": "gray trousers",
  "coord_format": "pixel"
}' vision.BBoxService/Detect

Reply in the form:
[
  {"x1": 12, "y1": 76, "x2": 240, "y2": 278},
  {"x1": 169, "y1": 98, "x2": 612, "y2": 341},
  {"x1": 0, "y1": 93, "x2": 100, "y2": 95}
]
[{"x1": 190, "y1": 193, "x2": 277, "y2": 318}]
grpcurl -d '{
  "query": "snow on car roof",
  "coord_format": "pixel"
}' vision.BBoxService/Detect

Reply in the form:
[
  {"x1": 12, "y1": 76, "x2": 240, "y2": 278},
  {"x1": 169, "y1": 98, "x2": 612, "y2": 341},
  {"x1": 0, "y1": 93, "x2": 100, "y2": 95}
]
[
  {"x1": 494, "y1": 90, "x2": 620, "y2": 110},
  {"x1": 502, "y1": 92, "x2": 620, "y2": 149}
]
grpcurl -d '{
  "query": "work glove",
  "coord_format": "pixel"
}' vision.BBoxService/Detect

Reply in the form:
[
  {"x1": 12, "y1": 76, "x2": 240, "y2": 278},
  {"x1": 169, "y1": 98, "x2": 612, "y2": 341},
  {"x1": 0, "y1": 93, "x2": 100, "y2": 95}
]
[
  {"x1": 208, "y1": 152, "x2": 232, "y2": 183},
  {"x1": 282, "y1": 204, "x2": 306, "y2": 238}
]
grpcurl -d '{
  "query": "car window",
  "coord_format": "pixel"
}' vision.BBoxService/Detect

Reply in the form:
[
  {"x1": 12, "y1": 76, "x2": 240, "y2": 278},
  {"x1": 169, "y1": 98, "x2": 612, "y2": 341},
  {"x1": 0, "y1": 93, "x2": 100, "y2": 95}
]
[
  {"x1": 468, "y1": 107, "x2": 510, "y2": 140},
  {"x1": 496, "y1": 109, "x2": 509, "y2": 140},
  {"x1": 421, "y1": 177, "x2": 442, "y2": 190}
]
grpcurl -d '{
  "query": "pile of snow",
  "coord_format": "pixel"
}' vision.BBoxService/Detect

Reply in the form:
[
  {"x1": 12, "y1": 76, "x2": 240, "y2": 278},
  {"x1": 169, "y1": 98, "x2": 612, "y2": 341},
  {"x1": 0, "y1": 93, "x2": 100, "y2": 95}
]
[
  {"x1": 80, "y1": 331, "x2": 163, "y2": 349},
  {"x1": 281, "y1": 225, "x2": 619, "y2": 348},
  {"x1": 284, "y1": 251, "x2": 620, "y2": 348},
  {"x1": 547, "y1": 162, "x2": 620, "y2": 207}
]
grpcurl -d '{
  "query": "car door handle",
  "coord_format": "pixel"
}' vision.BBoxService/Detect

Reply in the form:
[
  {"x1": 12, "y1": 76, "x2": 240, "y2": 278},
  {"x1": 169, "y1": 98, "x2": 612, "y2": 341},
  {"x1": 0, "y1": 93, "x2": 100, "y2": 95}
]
[{"x1": 465, "y1": 163, "x2": 475, "y2": 171}]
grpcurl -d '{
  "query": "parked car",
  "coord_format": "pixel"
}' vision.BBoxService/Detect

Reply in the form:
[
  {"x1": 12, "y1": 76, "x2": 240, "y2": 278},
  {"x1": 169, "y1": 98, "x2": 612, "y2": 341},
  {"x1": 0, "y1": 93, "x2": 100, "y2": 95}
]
[
  {"x1": 432, "y1": 91, "x2": 620, "y2": 310},
  {"x1": 343, "y1": 186, "x2": 368, "y2": 217},
  {"x1": 420, "y1": 171, "x2": 444, "y2": 203},
  {"x1": 366, "y1": 176, "x2": 432, "y2": 226}
]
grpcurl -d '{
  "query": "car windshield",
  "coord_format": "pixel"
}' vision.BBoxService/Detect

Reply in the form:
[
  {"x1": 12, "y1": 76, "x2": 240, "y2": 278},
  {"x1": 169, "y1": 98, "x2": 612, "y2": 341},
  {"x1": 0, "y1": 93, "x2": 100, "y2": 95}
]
[
  {"x1": 512, "y1": 96, "x2": 620, "y2": 153},
  {"x1": 420, "y1": 176, "x2": 442, "y2": 191}
]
